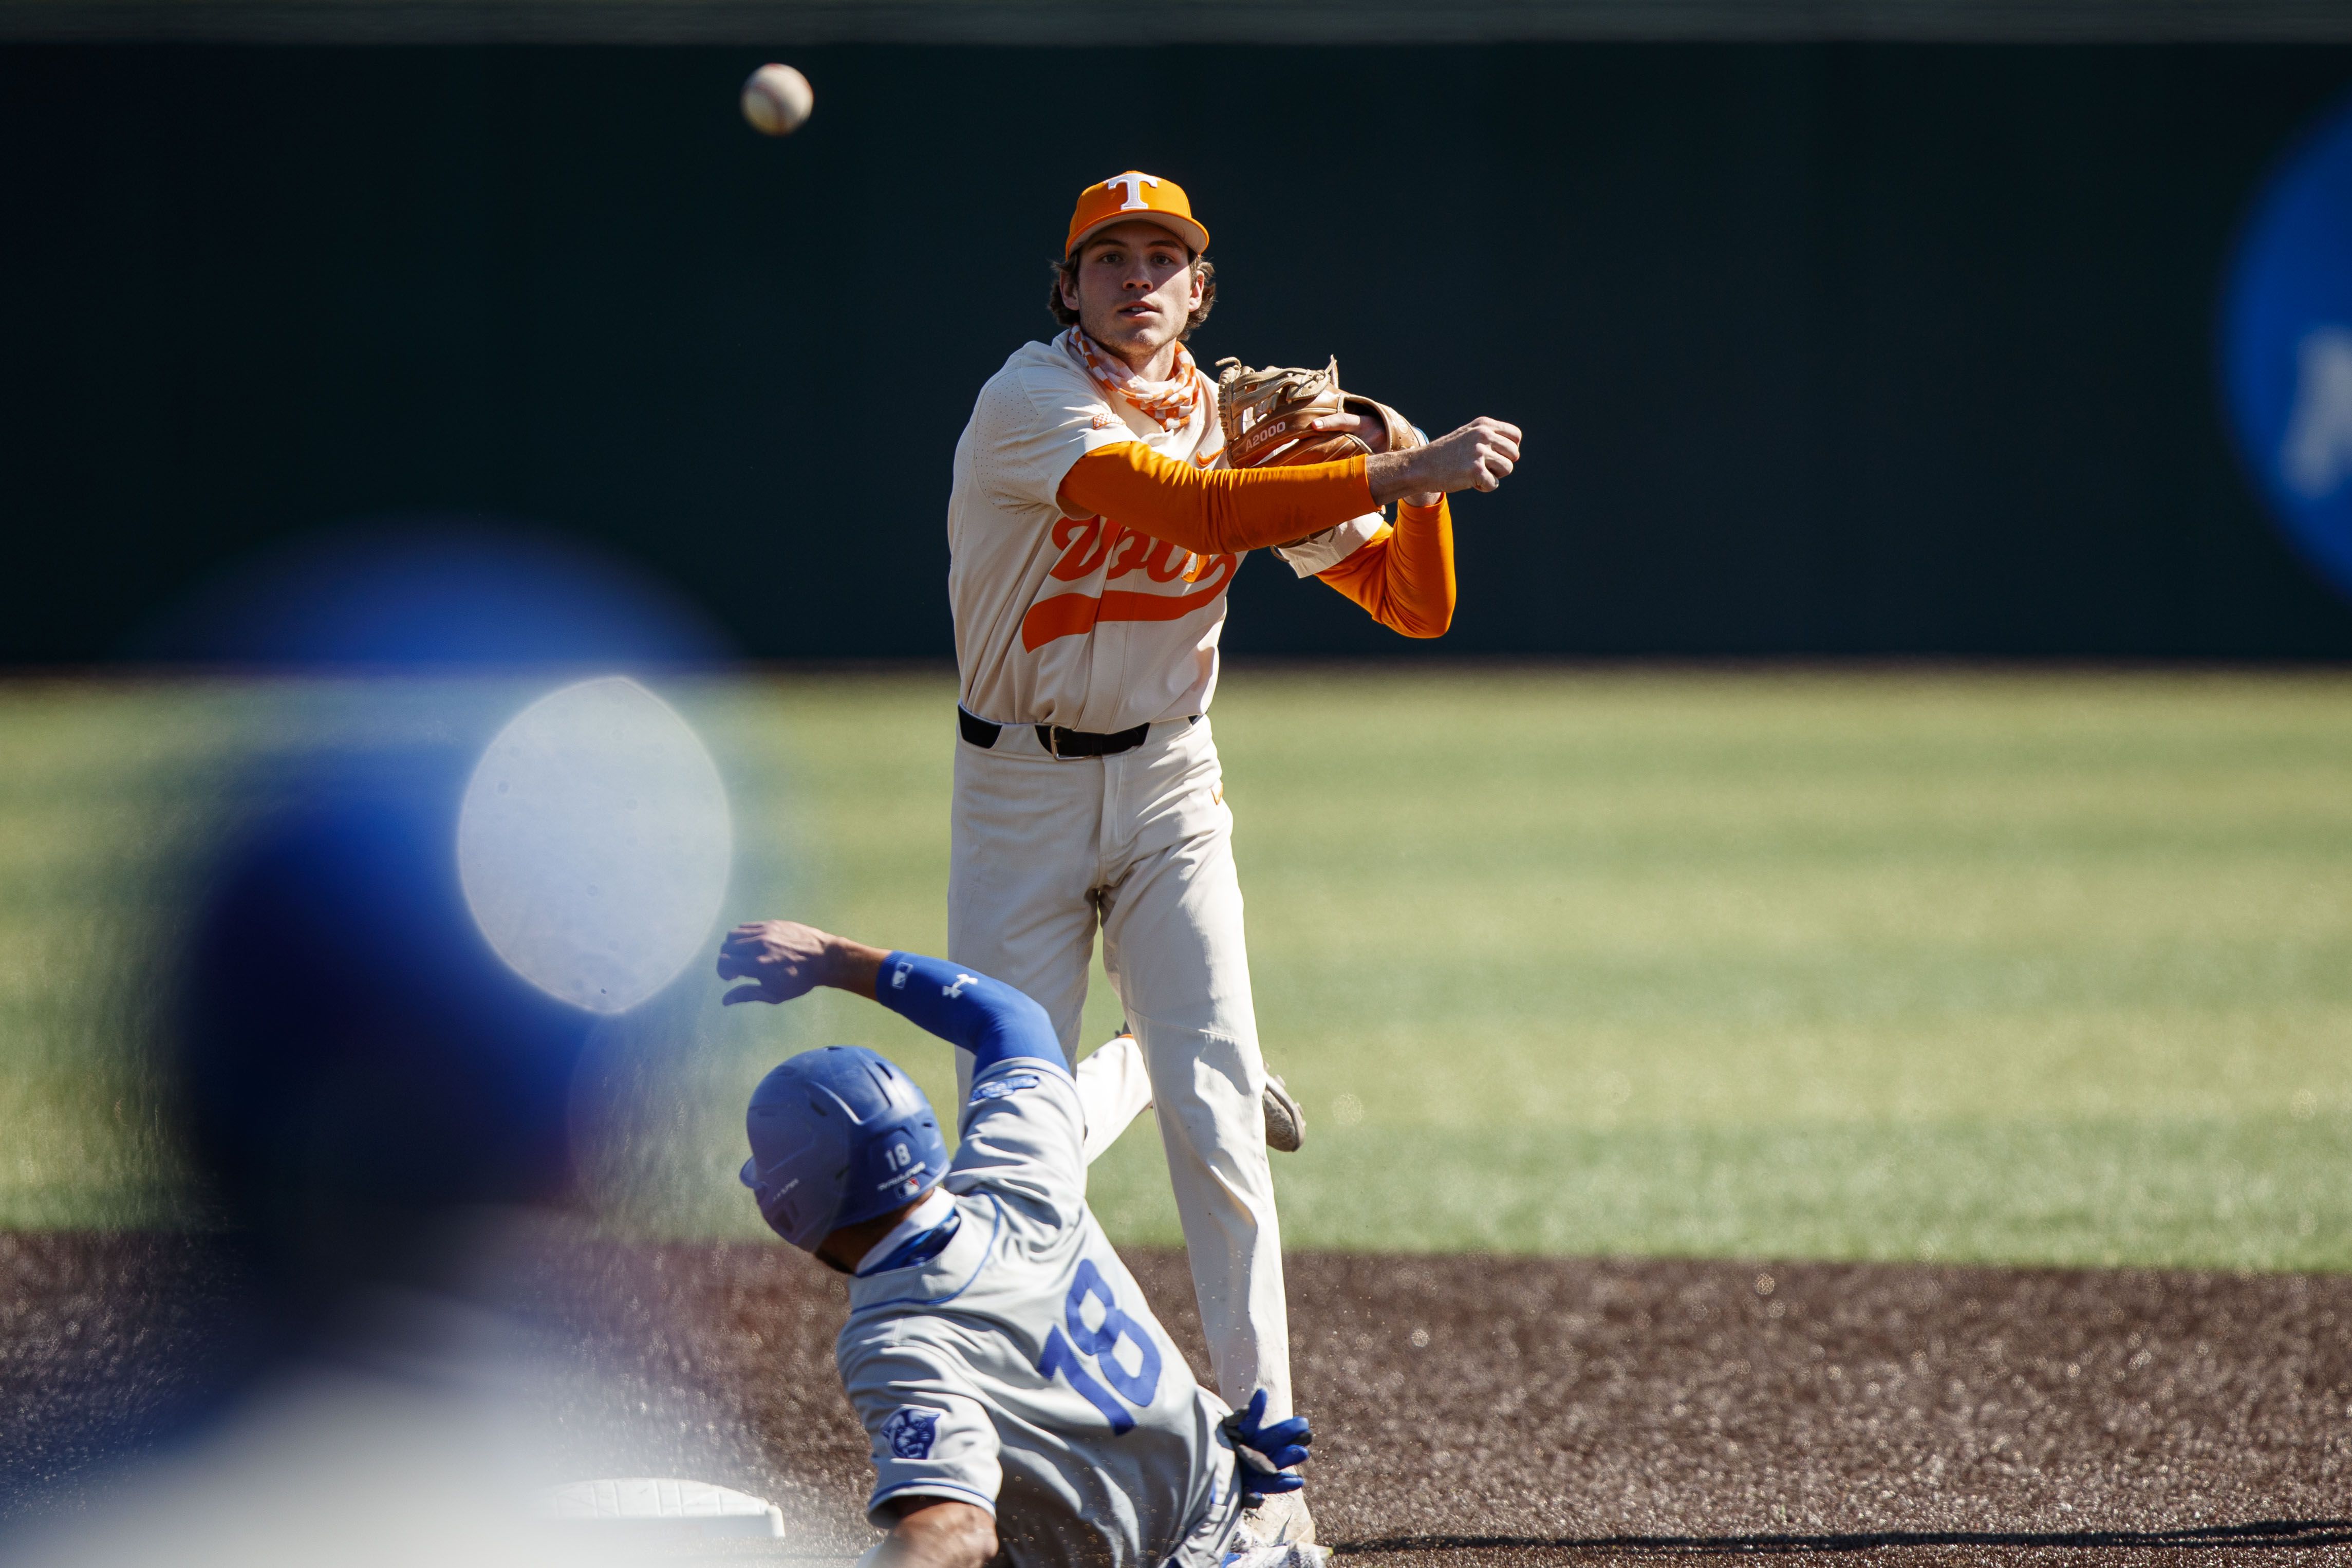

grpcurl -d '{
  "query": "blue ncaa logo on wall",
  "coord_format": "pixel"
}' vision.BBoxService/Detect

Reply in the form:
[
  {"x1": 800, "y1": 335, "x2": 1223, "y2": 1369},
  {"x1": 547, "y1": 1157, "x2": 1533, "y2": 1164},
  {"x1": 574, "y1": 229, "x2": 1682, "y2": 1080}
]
[{"x1": 2224, "y1": 94, "x2": 2352, "y2": 601}]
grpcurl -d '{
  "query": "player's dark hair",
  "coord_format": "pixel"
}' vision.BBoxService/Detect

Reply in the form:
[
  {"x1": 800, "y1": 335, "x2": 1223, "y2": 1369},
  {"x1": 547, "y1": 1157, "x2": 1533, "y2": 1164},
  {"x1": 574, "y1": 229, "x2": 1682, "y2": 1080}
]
[{"x1": 1048, "y1": 253, "x2": 1216, "y2": 341}]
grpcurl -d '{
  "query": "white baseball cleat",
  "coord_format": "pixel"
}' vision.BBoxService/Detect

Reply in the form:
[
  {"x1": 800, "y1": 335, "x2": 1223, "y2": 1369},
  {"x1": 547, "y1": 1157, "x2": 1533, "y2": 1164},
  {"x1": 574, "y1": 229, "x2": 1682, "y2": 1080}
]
[
  {"x1": 1239, "y1": 1490, "x2": 1316, "y2": 1547},
  {"x1": 1262, "y1": 1072, "x2": 1305, "y2": 1154}
]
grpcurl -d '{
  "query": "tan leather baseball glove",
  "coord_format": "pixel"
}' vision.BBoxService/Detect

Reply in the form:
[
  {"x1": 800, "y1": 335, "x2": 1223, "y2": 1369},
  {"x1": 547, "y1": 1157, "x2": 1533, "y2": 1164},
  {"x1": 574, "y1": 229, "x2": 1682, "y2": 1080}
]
[{"x1": 1214, "y1": 357, "x2": 1424, "y2": 470}]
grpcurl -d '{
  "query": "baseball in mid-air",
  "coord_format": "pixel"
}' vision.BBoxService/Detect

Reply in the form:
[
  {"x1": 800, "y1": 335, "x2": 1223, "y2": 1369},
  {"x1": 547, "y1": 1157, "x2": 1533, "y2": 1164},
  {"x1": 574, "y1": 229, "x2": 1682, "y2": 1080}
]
[{"x1": 741, "y1": 63, "x2": 813, "y2": 136}]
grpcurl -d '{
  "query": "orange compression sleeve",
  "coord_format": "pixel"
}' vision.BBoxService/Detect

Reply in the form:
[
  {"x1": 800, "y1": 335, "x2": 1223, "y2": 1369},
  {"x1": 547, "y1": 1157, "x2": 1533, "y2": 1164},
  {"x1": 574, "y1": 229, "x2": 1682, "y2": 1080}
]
[
  {"x1": 1314, "y1": 499, "x2": 1455, "y2": 638},
  {"x1": 1054, "y1": 442, "x2": 1378, "y2": 557}
]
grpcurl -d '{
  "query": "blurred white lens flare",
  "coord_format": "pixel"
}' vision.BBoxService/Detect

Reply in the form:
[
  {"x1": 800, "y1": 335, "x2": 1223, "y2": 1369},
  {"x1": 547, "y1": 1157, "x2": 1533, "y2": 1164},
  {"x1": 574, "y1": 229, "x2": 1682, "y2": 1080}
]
[{"x1": 458, "y1": 677, "x2": 731, "y2": 1014}]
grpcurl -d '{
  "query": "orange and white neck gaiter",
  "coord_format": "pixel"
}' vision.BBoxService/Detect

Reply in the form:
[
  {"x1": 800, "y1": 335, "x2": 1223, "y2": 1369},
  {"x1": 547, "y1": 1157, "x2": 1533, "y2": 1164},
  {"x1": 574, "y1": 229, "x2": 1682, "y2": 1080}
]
[{"x1": 1059, "y1": 327, "x2": 1204, "y2": 433}]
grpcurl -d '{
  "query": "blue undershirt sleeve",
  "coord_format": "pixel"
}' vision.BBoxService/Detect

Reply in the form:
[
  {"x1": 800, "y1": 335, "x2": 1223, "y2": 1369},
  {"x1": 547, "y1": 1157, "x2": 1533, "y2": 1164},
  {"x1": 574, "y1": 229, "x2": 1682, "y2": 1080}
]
[{"x1": 874, "y1": 952, "x2": 1070, "y2": 1077}]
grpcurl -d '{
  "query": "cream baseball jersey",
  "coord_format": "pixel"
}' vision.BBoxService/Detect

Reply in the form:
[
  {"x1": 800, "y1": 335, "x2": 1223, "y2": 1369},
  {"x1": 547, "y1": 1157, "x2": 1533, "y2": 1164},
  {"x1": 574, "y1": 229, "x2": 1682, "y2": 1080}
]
[
  {"x1": 948, "y1": 338, "x2": 1381, "y2": 735},
  {"x1": 839, "y1": 959, "x2": 1246, "y2": 1568}
]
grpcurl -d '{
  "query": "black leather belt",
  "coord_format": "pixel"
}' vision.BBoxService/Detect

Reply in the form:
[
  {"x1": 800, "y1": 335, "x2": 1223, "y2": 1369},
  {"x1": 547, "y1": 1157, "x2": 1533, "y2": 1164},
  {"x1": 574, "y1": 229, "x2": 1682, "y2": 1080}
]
[{"x1": 958, "y1": 706, "x2": 1189, "y2": 759}]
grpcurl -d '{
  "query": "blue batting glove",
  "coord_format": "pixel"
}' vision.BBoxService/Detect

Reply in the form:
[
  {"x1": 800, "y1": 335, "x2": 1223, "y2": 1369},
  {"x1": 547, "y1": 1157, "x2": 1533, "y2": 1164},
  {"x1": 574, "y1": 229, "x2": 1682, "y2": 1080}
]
[{"x1": 1220, "y1": 1389, "x2": 1312, "y2": 1502}]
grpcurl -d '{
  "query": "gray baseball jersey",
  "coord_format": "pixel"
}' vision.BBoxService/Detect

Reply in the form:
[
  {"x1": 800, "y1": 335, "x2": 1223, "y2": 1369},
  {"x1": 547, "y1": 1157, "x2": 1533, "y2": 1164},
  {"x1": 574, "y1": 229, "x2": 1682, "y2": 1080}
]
[{"x1": 838, "y1": 1054, "x2": 1245, "y2": 1568}]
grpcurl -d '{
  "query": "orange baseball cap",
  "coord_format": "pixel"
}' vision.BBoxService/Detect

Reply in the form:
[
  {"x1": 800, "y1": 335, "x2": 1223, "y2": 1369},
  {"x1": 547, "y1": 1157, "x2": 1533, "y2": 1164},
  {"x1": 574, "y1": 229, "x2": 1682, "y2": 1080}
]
[{"x1": 1065, "y1": 171, "x2": 1209, "y2": 257}]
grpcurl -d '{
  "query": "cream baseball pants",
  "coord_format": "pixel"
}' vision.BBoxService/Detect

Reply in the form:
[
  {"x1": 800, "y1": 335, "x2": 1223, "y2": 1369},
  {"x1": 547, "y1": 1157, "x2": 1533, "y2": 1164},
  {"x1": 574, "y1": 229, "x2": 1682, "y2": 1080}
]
[{"x1": 948, "y1": 711, "x2": 1291, "y2": 1418}]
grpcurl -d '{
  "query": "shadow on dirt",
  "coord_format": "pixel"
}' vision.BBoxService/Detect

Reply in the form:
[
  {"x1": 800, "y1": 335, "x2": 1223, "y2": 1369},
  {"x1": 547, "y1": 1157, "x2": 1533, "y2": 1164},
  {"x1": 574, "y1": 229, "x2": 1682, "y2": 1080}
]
[{"x1": 1334, "y1": 1518, "x2": 2352, "y2": 1556}]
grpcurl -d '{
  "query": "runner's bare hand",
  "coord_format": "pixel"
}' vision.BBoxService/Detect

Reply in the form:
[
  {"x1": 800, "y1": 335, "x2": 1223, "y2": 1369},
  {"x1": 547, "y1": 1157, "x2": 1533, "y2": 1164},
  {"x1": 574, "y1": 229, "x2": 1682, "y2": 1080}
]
[{"x1": 718, "y1": 920, "x2": 835, "y2": 1005}]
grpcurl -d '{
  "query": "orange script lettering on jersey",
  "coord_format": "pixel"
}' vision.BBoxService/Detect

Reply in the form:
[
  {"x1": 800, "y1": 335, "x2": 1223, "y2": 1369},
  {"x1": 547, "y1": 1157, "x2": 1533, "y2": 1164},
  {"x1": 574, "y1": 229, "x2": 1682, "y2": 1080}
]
[{"x1": 1022, "y1": 515, "x2": 1238, "y2": 650}]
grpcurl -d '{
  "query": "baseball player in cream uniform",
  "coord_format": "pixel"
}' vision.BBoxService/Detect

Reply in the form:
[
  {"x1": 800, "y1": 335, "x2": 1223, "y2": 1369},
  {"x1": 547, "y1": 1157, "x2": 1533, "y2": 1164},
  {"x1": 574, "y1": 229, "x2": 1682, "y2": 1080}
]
[{"x1": 943, "y1": 171, "x2": 1521, "y2": 1541}]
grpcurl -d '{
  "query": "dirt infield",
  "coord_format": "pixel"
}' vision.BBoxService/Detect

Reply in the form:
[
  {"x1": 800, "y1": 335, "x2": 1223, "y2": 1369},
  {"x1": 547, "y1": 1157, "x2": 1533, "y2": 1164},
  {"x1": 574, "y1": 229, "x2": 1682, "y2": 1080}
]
[{"x1": 7, "y1": 1234, "x2": 2352, "y2": 1564}]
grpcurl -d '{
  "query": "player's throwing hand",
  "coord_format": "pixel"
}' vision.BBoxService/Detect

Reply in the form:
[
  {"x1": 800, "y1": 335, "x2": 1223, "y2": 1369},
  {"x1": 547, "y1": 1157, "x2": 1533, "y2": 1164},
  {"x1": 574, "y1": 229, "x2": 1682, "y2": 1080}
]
[{"x1": 1366, "y1": 416, "x2": 1522, "y2": 504}]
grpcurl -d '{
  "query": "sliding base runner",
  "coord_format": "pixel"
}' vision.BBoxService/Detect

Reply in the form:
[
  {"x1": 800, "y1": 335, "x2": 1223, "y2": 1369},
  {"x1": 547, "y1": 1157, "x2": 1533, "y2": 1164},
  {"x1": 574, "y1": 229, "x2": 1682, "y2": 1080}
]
[{"x1": 717, "y1": 919, "x2": 1319, "y2": 1568}]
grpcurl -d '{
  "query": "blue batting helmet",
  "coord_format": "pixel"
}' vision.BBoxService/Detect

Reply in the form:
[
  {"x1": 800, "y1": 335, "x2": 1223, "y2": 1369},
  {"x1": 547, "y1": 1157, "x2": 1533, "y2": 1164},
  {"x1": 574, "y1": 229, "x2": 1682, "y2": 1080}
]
[{"x1": 739, "y1": 1046, "x2": 948, "y2": 1251}]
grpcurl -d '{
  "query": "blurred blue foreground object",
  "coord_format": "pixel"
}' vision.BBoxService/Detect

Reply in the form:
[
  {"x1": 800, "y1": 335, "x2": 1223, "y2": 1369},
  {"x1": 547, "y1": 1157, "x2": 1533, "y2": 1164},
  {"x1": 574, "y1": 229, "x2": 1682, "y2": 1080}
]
[
  {"x1": 457, "y1": 676, "x2": 733, "y2": 1015},
  {"x1": 164, "y1": 517, "x2": 735, "y2": 1289},
  {"x1": 129, "y1": 515, "x2": 725, "y2": 667},
  {"x1": 181, "y1": 745, "x2": 594, "y2": 1294}
]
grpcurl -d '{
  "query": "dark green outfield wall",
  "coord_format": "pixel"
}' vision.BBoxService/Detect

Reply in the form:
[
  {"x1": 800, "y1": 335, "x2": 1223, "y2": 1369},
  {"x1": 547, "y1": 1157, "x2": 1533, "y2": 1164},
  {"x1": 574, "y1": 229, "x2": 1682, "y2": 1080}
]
[{"x1": 8, "y1": 43, "x2": 2352, "y2": 660}]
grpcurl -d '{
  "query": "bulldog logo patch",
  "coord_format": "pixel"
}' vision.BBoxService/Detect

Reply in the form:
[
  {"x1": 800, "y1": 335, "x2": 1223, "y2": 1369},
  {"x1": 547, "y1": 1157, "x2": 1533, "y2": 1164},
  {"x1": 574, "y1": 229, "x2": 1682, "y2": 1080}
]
[{"x1": 882, "y1": 1406, "x2": 941, "y2": 1460}]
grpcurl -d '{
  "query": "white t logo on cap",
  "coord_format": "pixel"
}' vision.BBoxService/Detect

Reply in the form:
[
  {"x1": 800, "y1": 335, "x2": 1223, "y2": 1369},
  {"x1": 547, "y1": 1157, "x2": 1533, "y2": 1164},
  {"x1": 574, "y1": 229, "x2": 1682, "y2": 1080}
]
[{"x1": 1106, "y1": 172, "x2": 1160, "y2": 211}]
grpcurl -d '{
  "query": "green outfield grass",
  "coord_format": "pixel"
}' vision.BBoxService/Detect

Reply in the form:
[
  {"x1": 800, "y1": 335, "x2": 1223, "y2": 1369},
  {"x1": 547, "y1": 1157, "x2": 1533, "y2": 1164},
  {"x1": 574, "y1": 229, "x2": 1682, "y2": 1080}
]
[{"x1": 7, "y1": 667, "x2": 2352, "y2": 1271}]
